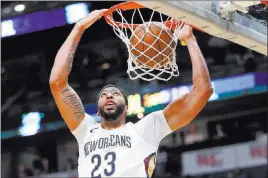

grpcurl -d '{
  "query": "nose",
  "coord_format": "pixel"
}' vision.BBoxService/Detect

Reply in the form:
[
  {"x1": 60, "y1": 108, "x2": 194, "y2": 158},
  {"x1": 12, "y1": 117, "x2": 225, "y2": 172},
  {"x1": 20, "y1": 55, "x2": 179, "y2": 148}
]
[{"x1": 106, "y1": 93, "x2": 114, "y2": 99}]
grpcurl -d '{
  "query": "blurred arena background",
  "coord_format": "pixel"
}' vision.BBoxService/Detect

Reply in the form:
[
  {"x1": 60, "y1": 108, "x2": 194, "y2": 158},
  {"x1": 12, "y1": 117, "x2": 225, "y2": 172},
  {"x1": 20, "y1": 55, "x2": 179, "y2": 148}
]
[{"x1": 1, "y1": 1, "x2": 267, "y2": 178}]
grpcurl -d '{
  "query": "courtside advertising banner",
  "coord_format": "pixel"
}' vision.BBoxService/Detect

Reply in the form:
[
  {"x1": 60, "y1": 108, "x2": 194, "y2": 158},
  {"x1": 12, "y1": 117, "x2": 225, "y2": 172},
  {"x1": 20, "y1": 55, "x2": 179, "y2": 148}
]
[
  {"x1": 182, "y1": 141, "x2": 267, "y2": 176},
  {"x1": 182, "y1": 146, "x2": 236, "y2": 175},
  {"x1": 236, "y1": 141, "x2": 267, "y2": 168}
]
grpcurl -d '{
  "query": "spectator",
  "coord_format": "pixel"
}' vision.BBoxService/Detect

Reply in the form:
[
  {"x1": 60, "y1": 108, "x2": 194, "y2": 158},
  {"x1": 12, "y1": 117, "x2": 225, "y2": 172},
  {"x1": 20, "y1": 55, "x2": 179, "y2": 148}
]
[
  {"x1": 32, "y1": 159, "x2": 44, "y2": 176},
  {"x1": 213, "y1": 124, "x2": 226, "y2": 140},
  {"x1": 18, "y1": 164, "x2": 27, "y2": 178},
  {"x1": 185, "y1": 124, "x2": 205, "y2": 145},
  {"x1": 18, "y1": 164, "x2": 32, "y2": 178},
  {"x1": 42, "y1": 158, "x2": 50, "y2": 173},
  {"x1": 255, "y1": 130, "x2": 267, "y2": 142},
  {"x1": 63, "y1": 158, "x2": 76, "y2": 171}
]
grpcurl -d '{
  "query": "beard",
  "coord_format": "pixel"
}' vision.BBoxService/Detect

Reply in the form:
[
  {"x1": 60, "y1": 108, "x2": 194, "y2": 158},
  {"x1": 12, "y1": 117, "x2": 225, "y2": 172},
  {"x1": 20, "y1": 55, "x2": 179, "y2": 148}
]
[{"x1": 98, "y1": 104, "x2": 125, "y2": 121}]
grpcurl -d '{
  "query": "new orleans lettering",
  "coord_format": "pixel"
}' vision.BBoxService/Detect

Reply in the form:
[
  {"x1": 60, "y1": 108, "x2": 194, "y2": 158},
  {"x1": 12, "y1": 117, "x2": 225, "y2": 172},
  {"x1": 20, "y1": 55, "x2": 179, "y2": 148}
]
[{"x1": 84, "y1": 135, "x2": 131, "y2": 157}]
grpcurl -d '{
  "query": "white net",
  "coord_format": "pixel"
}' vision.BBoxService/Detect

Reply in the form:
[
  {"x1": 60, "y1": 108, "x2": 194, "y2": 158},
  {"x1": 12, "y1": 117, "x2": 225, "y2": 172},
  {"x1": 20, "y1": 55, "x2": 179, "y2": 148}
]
[{"x1": 106, "y1": 7, "x2": 184, "y2": 81}]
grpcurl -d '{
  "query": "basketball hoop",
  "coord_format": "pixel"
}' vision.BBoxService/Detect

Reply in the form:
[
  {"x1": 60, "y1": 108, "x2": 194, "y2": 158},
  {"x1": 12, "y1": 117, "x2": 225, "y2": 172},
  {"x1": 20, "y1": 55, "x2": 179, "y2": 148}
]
[{"x1": 104, "y1": 2, "x2": 198, "y2": 81}]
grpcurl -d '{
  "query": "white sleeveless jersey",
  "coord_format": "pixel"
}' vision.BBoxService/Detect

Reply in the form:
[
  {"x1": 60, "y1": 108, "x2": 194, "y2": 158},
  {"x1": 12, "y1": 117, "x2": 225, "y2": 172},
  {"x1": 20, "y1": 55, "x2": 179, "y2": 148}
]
[{"x1": 72, "y1": 110, "x2": 172, "y2": 178}]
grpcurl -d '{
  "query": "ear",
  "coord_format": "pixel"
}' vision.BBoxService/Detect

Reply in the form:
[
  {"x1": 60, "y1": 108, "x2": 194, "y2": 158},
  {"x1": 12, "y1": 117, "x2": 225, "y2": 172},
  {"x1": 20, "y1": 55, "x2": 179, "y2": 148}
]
[{"x1": 125, "y1": 105, "x2": 128, "y2": 113}]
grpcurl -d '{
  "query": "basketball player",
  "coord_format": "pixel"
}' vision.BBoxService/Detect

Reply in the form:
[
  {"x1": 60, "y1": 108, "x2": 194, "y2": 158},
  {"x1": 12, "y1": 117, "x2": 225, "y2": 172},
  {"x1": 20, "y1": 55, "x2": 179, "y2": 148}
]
[{"x1": 50, "y1": 9, "x2": 213, "y2": 177}]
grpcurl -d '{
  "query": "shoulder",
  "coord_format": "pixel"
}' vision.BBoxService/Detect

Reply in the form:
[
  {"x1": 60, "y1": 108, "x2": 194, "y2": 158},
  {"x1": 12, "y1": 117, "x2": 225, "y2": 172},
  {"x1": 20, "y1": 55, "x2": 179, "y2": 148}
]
[
  {"x1": 132, "y1": 110, "x2": 172, "y2": 134},
  {"x1": 131, "y1": 110, "x2": 166, "y2": 128},
  {"x1": 128, "y1": 110, "x2": 172, "y2": 147},
  {"x1": 140, "y1": 110, "x2": 166, "y2": 121},
  {"x1": 72, "y1": 113, "x2": 98, "y2": 140}
]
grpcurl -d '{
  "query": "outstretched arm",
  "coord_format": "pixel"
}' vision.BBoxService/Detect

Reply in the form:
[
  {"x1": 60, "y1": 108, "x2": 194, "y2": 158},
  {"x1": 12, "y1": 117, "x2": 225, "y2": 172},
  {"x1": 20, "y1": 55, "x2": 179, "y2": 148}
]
[
  {"x1": 49, "y1": 10, "x2": 106, "y2": 131},
  {"x1": 163, "y1": 25, "x2": 213, "y2": 131}
]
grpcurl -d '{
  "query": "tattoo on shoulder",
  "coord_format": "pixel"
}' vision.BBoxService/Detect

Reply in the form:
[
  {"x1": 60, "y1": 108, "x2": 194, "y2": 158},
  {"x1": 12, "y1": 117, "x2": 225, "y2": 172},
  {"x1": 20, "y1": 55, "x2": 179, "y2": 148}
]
[{"x1": 62, "y1": 88, "x2": 84, "y2": 120}]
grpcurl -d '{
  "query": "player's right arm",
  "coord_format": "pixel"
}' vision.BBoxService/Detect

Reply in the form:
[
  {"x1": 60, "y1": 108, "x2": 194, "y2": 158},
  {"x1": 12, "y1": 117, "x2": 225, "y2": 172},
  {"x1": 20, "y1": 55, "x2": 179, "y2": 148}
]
[{"x1": 49, "y1": 10, "x2": 106, "y2": 131}]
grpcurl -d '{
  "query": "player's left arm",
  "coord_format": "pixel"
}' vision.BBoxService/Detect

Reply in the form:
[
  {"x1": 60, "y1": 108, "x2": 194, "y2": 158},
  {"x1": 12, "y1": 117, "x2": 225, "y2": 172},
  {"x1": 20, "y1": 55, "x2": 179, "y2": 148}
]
[{"x1": 163, "y1": 25, "x2": 213, "y2": 131}]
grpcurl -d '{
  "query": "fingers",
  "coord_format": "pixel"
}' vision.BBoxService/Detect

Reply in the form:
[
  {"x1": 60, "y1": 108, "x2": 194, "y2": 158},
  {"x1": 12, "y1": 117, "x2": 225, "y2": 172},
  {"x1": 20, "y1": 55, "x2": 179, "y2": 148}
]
[
  {"x1": 101, "y1": 9, "x2": 108, "y2": 13},
  {"x1": 175, "y1": 23, "x2": 193, "y2": 41},
  {"x1": 76, "y1": 9, "x2": 108, "y2": 30},
  {"x1": 178, "y1": 21, "x2": 185, "y2": 30},
  {"x1": 182, "y1": 24, "x2": 191, "y2": 30},
  {"x1": 98, "y1": 9, "x2": 108, "y2": 20},
  {"x1": 97, "y1": 9, "x2": 108, "y2": 16}
]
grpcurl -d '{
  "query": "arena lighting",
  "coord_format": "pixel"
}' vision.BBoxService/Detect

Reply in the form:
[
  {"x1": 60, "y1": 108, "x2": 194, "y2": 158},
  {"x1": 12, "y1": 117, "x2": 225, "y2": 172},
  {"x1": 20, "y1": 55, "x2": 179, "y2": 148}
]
[
  {"x1": 14, "y1": 4, "x2": 25, "y2": 12},
  {"x1": 65, "y1": 2, "x2": 89, "y2": 24},
  {"x1": 1, "y1": 20, "x2": 16, "y2": 37},
  {"x1": 126, "y1": 73, "x2": 257, "y2": 115},
  {"x1": 18, "y1": 112, "x2": 44, "y2": 136},
  {"x1": 127, "y1": 94, "x2": 145, "y2": 115},
  {"x1": 101, "y1": 62, "x2": 110, "y2": 70},
  {"x1": 137, "y1": 112, "x2": 144, "y2": 119}
]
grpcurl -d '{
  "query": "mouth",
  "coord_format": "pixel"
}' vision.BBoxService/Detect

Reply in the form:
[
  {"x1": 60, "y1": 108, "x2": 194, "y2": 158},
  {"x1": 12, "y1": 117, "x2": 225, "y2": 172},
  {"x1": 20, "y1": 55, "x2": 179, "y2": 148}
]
[{"x1": 103, "y1": 99, "x2": 117, "y2": 108}]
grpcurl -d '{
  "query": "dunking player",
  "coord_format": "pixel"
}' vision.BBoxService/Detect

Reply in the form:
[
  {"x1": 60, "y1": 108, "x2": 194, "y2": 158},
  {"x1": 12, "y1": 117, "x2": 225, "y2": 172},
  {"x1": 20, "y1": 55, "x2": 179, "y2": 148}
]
[{"x1": 49, "y1": 9, "x2": 213, "y2": 177}]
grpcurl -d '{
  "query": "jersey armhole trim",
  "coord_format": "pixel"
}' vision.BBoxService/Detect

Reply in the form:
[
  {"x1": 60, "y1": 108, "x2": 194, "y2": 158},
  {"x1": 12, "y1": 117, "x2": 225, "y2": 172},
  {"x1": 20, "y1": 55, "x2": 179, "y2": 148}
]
[
  {"x1": 160, "y1": 110, "x2": 173, "y2": 134},
  {"x1": 71, "y1": 115, "x2": 88, "y2": 137}
]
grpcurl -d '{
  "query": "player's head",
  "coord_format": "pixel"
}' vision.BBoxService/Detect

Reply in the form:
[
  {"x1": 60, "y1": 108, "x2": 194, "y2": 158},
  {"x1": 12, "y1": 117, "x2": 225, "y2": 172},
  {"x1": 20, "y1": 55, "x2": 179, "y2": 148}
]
[{"x1": 97, "y1": 84, "x2": 128, "y2": 122}]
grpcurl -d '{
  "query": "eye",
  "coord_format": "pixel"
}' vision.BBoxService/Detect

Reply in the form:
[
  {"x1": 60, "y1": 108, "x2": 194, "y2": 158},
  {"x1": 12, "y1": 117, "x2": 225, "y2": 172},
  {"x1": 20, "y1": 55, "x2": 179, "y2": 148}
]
[
  {"x1": 113, "y1": 91, "x2": 120, "y2": 96},
  {"x1": 100, "y1": 93, "x2": 107, "y2": 97}
]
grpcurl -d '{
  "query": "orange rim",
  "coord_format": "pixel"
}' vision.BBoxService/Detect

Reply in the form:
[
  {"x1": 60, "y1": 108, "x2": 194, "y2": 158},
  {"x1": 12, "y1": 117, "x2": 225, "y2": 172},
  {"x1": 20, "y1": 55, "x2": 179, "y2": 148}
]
[
  {"x1": 104, "y1": 1, "x2": 145, "y2": 28},
  {"x1": 261, "y1": 1, "x2": 268, "y2": 5},
  {"x1": 104, "y1": 1, "x2": 203, "y2": 31}
]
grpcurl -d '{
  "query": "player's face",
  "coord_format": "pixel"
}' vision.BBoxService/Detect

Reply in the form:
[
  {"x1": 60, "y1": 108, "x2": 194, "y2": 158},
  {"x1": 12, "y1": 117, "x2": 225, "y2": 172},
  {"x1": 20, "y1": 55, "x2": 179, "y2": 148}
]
[{"x1": 97, "y1": 87, "x2": 127, "y2": 121}]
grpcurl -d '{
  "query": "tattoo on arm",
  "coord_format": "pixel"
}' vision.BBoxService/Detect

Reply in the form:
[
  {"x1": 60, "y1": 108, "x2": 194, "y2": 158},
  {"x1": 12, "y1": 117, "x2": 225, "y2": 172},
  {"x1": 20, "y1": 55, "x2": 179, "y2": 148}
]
[
  {"x1": 66, "y1": 43, "x2": 78, "y2": 72},
  {"x1": 62, "y1": 88, "x2": 84, "y2": 120},
  {"x1": 65, "y1": 32, "x2": 83, "y2": 73}
]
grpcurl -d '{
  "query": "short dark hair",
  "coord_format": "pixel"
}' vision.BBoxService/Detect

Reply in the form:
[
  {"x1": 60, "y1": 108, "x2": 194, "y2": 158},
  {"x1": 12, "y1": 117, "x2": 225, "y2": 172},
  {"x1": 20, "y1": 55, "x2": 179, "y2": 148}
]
[{"x1": 97, "y1": 84, "x2": 128, "y2": 106}]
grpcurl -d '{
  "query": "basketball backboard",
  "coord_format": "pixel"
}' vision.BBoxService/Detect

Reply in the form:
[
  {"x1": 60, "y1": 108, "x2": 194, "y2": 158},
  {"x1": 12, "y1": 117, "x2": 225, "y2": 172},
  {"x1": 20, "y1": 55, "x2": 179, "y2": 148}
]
[{"x1": 135, "y1": 1, "x2": 267, "y2": 56}]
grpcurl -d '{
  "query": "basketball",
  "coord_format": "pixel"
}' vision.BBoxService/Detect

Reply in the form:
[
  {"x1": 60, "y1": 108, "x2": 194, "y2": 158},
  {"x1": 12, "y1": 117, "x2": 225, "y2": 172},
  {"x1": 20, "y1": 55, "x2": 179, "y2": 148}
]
[{"x1": 129, "y1": 22, "x2": 176, "y2": 69}]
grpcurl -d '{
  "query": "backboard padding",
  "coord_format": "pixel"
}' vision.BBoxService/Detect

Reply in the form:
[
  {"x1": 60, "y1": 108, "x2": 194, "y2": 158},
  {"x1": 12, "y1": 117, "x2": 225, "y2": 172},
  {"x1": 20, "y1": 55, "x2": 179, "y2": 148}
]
[{"x1": 135, "y1": 1, "x2": 267, "y2": 55}]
